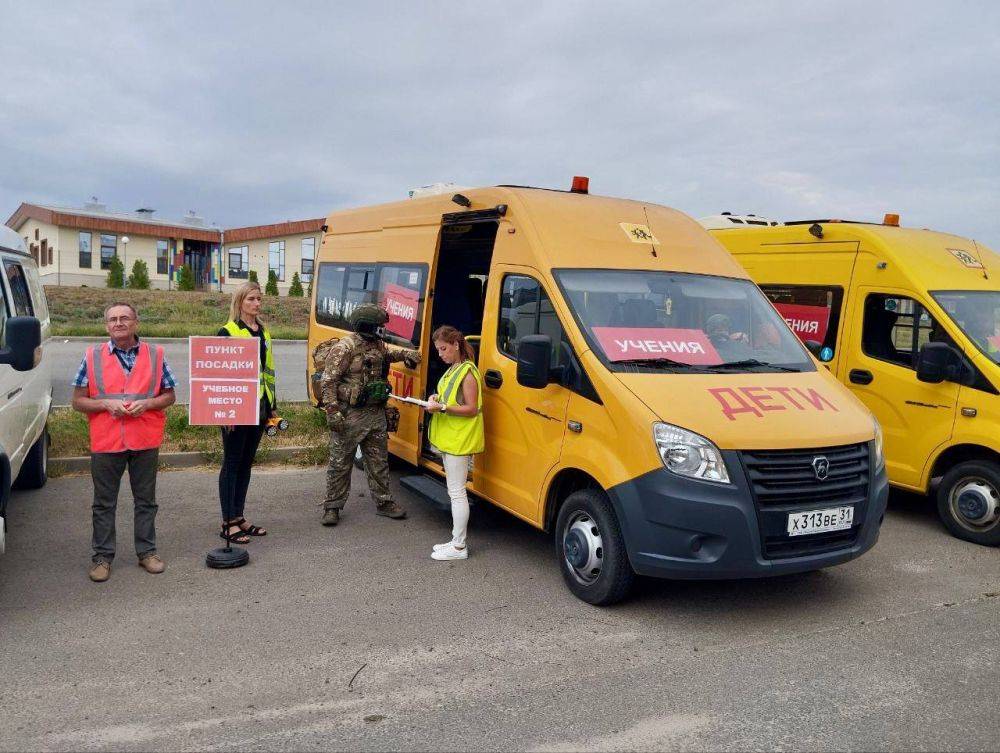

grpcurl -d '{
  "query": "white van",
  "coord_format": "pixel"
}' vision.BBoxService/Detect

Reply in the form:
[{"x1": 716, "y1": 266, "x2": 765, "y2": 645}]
[{"x1": 0, "y1": 225, "x2": 50, "y2": 554}]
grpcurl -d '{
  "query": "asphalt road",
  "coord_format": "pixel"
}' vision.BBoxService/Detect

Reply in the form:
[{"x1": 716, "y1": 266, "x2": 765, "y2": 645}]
[
  {"x1": 46, "y1": 338, "x2": 309, "y2": 406},
  {"x1": 0, "y1": 469, "x2": 998, "y2": 752}
]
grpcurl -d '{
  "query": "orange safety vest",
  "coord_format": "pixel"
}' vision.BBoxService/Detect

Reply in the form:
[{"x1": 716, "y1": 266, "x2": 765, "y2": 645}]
[{"x1": 85, "y1": 342, "x2": 167, "y2": 453}]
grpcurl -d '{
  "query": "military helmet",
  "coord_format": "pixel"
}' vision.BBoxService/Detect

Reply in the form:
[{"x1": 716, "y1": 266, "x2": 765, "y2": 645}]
[{"x1": 350, "y1": 303, "x2": 389, "y2": 338}]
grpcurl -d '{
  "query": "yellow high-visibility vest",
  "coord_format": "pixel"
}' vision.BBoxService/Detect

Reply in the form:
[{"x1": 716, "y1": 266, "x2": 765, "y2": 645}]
[
  {"x1": 428, "y1": 360, "x2": 485, "y2": 456},
  {"x1": 222, "y1": 320, "x2": 275, "y2": 406}
]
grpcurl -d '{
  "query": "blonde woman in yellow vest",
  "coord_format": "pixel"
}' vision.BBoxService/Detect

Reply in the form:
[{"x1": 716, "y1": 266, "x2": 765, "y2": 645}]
[
  {"x1": 216, "y1": 281, "x2": 276, "y2": 544},
  {"x1": 425, "y1": 325, "x2": 485, "y2": 561}
]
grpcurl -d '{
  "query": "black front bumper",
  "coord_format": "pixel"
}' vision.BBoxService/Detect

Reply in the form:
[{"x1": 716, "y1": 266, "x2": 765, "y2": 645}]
[{"x1": 605, "y1": 445, "x2": 889, "y2": 580}]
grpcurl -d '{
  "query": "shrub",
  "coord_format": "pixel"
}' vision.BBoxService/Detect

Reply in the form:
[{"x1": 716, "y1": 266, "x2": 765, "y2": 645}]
[
  {"x1": 248, "y1": 270, "x2": 259, "y2": 284},
  {"x1": 127, "y1": 259, "x2": 151, "y2": 290},
  {"x1": 266, "y1": 269, "x2": 279, "y2": 296},
  {"x1": 307, "y1": 274, "x2": 313, "y2": 298},
  {"x1": 177, "y1": 264, "x2": 196, "y2": 291},
  {"x1": 106, "y1": 255, "x2": 125, "y2": 288},
  {"x1": 288, "y1": 272, "x2": 304, "y2": 297}
]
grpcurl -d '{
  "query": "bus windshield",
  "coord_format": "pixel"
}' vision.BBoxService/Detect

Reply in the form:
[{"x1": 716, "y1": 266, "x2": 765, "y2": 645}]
[{"x1": 555, "y1": 269, "x2": 814, "y2": 373}]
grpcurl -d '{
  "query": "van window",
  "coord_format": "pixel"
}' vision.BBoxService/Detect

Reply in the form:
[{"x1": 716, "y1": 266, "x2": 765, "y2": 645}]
[
  {"x1": 0, "y1": 270, "x2": 7, "y2": 346},
  {"x1": 376, "y1": 265, "x2": 425, "y2": 347},
  {"x1": 556, "y1": 269, "x2": 813, "y2": 373},
  {"x1": 4, "y1": 261, "x2": 34, "y2": 317},
  {"x1": 498, "y1": 274, "x2": 564, "y2": 367},
  {"x1": 862, "y1": 293, "x2": 954, "y2": 369},
  {"x1": 315, "y1": 263, "x2": 349, "y2": 328},
  {"x1": 760, "y1": 285, "x2": 843, "y2": 354},
  {"x1": 315, "y1": 262, "x2": 427, "y2": 347}
]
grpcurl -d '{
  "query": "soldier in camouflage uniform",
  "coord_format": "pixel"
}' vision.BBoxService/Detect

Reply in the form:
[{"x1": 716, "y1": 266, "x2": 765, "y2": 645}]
[{"x1": 321, "y1": 304, "x2": 421, "y2": 526}]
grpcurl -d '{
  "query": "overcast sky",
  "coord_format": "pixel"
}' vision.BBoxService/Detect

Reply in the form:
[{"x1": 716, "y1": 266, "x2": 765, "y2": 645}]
[{"x1": 2, "y1": 1, "x2": 997, "y2": 242}]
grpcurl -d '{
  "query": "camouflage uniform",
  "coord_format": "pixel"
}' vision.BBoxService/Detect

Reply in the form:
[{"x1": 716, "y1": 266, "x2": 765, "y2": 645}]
[{"x1": 321, "y1": 305, "x2": 420, "y2": 523}]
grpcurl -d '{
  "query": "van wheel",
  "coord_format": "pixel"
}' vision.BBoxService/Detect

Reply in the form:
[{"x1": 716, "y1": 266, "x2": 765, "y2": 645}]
[
  {"x1": 555, "y1": 489, "x2": 634, "y2": 605},
  {"x1": 13, "y1": 427, "x2": 48, "y2": 490},
  {"x1": 936, "y1": 461, "x2": 1000, "y2": 546}
]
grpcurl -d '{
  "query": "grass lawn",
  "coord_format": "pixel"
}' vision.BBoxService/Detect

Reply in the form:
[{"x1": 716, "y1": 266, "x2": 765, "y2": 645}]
[
  {"x1": 49, "y1": 403, "x2": 330, "y2": 471},
  {"x1": 45, "y1": 286, "x2": 310, "y2": 339}
]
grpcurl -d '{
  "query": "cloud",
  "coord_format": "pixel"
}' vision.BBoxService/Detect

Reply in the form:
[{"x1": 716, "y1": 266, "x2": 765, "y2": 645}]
[{"x1": 0, "y1": 0, "x2": 997, "y2": 244}]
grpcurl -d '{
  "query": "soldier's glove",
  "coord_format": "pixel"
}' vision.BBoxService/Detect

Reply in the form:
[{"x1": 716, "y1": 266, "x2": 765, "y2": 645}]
[
  {"x1": 325, "y1": 407, "x2": 345, "y2": 432},
  {"x1": 403, "y1": 352, "x2": 422, "y2": 369}
]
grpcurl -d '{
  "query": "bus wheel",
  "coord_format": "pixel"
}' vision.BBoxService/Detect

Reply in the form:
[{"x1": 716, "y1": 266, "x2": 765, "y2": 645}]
[
  {"x1": 936, "y1": 461, "x2": 1000, "y2": 546},
  {"x1": 555, "y1": 489, "x2": 634, "y2": 605}
]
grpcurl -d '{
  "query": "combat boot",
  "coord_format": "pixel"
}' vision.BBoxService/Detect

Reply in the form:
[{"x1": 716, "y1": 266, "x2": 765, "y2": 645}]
[
  {"x1": 375, "y1": 500, "x2": 407, "y2": 519},
  {"x1": 322, "y1": 509, "x2": 340, "y2": 526}
]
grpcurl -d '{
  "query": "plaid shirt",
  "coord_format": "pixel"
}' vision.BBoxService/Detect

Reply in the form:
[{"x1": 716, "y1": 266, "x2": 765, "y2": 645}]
[{"x1": 72, "y1": 339, "x2": 177, "y2": 390}]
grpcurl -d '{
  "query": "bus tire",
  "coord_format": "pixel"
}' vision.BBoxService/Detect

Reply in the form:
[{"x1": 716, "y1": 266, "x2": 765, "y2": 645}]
[
  {"x1": 13, "y1": 427, "x2": 48, "y2": 491},
  {"x1": 555, "y1": 488, "x2": 634, "y2": 605},
  {"x1": 936, "y1": 461, "x2": 1000, "y2": 546}
]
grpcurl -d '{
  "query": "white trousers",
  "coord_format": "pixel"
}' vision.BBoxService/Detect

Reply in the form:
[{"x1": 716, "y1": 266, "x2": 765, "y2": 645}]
[{"x1": 442, "y1": 453, "x2": 472, "y2": 547}]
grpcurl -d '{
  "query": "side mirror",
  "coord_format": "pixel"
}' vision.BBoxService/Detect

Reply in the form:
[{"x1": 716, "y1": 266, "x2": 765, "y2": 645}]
[
  {"x1": 0, "y1": 317, "x2": 41, "y2": 372},
  {"x1": 916, "y1": 342, "x2": 960, "y2": 384},
  {"x1": 516, "y1": 335, "x2": 552, "y2": 389}
]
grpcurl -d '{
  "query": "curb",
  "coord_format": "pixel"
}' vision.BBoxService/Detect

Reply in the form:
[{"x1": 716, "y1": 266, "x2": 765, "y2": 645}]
[
  {"x1": 50, "y1": 446, "x2": 318, "y2": 474},
  {"x1": 52, "y1": 336, "x2": 306, "y2": 344}
]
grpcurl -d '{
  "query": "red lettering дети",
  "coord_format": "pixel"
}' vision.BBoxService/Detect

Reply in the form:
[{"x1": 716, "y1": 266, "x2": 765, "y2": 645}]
[
  {"x1": 708, "y1": 387, "x2": 763, "y2": 421},
  {"x1": 739, "y1": 386, "x2": 786, "y2": 412}
]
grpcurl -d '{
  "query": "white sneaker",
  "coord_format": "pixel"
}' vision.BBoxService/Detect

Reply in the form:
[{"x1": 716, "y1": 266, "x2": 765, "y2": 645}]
[
  {"x1": 431, "y1": 543, "x2": 468, "y2": 560},
  {"x1": 433, "y1": 540, "x2": 458, "y2": 552}
]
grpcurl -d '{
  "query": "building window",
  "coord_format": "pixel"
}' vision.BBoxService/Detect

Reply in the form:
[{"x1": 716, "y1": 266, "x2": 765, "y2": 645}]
[
  {"x1": 156, "y1": 240, "x2": 169, "y2": 275},
  {"x1": 301, "y1": 237, "x2": 315, "y2": 281},
  {"x1": 100, "y1": 234, "x2": 117, "y2": 270},
  {"x1": 268, "y1": 240, "x2": 285, "y2": 282},
  {"x1": 78, "y1": 232, "x2": 92, "y2": 268},
  {"x1": 228, "y1": 245, "x2": 249, "y2": 279},
  {"x1": 39, "y1": 239, "x2": 47, "y2": 267}
]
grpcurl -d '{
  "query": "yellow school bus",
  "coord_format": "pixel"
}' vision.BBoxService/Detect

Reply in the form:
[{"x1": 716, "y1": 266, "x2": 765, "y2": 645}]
[
  {"x1": 308, "y1": 184, "x2": 888, "y2": 604},
  {"x1": 704, "y1": 214, "x2": 1000, "y2": 546}
]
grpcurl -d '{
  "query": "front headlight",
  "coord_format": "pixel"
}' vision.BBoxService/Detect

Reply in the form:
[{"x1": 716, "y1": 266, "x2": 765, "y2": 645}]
[
  {"x1": 872, "y1": 416, "x2": 885, "y2": 472},
  {"x1": 653, "y1": 422, "x2": 730, "y2": 484}
]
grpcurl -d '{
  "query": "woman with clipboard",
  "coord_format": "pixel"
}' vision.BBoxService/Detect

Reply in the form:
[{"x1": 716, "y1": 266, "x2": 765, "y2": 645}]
[{"x1": 423, "y1": 326, "x2": 485, "y2": 561}]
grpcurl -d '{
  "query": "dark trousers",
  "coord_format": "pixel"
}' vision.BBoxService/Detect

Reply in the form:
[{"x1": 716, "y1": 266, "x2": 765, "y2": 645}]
[
  {"x1": 218, "y1": 423, "x2": 265, "y2": 521},
  {"x1": 91, "y1": 448, "x2": 159, "y2": 564}
]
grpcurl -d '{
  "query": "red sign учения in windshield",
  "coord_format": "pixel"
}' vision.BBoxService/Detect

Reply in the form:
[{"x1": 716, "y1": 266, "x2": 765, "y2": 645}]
[
  {"x1": 773, "y1": 303, "x2": 830, "y2": 342},
  {"x1": 592, "y1": 327, "x2": 721, "y2": 365},
  {"x1": 188, "y1": 336, "x2": 260, "y2": 425}
]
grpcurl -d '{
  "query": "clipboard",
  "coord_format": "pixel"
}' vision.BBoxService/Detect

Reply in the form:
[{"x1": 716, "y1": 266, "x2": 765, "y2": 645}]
[{"x1": 390, "y1": 394, "x2": 434, "y2": 409}]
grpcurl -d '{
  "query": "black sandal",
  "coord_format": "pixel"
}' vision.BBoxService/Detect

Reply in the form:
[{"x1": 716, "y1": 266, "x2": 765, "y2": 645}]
[
  {"x1": 220, "y1": 524, "x2": 251, "y2": 544},
  {"x1": 235, "y1": 517, "x2": 268, "y2": 537}
]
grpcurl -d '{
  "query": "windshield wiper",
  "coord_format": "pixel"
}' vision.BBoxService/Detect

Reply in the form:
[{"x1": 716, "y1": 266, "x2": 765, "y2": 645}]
[
  {"x1": 704, "y1": 359, "x2": 801, "y2": 373},
  {"x1": 610, "y1": 357, "x2": 706, "y2": 371}
]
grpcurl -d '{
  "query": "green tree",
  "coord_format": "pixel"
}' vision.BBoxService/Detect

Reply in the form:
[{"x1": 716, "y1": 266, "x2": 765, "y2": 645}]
[
  {"x1": 288, "y1": 271, "x2": 304, "y2": 297},
  {"x1": 106, "y1": 255, "x2": 125, "y2": 288},
  {"x1": 307, "y1": 274, "x2": 313, "y2": 298},
  {"x1": 127, "y1": 259, "x2": 151, "y2": 290},
  {"x1": 266, "y1": 269, "x2": 279, "y2": 296},
  {"x1": 248, "y1": 269, "x2": 259, "y2": 284},
  {"x1": 177, "y1": 264, "x2": 196, "y2": 291}
]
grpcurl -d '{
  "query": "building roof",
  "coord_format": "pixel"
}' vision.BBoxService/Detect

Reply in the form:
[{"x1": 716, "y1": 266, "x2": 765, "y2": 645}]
[
  {"x1": 224, "y1": 218, "x2": 325, "y2": 243},
  {"x1": 5, "y1": 202, "x2": 325, "y2": 245}
]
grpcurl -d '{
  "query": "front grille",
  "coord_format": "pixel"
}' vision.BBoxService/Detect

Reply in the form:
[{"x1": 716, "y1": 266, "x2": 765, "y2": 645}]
[{"x1": 740, "y1": 443, "x2": 870, "y2": 559}]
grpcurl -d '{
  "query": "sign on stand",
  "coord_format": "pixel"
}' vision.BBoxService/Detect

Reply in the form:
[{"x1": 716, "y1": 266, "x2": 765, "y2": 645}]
[{"x1": 188, "y1": 336, "x2": 261, "y2": 425}]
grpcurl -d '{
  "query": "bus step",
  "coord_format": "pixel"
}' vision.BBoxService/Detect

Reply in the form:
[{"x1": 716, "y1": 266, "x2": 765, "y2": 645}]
[{"x1": 400, "y1": 474, "x2": 453, "y2": 511}]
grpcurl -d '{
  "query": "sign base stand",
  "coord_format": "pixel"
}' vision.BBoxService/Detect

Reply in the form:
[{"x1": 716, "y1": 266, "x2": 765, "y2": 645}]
[{"x1": 206, "y1": 544, "x2": 249, "y2": 569}]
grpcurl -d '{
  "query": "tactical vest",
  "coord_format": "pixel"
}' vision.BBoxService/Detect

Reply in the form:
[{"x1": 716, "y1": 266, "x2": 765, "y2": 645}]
[
  {"x1": 428, "y1": 360, "x2": 485, "y2": 456},
  {"x1": 222, "y1": 320, "x2": 275, "y2": 406}
]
